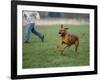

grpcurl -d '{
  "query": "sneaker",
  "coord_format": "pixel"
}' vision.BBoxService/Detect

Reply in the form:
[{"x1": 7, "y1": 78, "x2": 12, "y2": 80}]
[{"x1": 24, "y1": 41, "x2": 29, "y2": 43}]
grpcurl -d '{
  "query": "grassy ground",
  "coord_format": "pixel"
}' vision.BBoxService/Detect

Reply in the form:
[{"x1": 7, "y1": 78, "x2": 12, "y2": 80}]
[{"x1": 23, "y1": 24, "x2": 89, "y2": 68}]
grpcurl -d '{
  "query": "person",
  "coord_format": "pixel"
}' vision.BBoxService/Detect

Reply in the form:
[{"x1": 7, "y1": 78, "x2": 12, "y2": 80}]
[{"x1": 23, "y1": 11, "x2": 44, "y2": 43}]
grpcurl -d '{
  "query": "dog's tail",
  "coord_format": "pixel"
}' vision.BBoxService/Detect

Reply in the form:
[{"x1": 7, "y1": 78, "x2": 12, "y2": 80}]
[{"x1": 75, "y1": 38, "x2": 79, "y2": 52}]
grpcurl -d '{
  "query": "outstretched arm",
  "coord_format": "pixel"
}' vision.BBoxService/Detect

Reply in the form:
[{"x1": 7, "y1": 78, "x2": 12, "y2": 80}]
[{"x1": 35, "y1": 12, "x2": 40, "y2": 20}]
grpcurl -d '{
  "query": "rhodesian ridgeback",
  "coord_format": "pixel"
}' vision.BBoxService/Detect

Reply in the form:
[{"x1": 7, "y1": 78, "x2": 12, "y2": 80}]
[{"x1": 57, "y1": 24, "x2": 79, "y2": 54}]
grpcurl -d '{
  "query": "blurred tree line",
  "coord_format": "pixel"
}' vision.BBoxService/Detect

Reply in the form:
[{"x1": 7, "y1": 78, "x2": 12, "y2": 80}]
[{"x1": 39, "y1": 11, "x2": 89, "y2": 20}]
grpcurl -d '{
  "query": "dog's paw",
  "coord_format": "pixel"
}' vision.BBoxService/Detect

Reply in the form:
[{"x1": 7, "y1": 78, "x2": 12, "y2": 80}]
[{"x1": 57, "y1": 45, "x2": 59, "y2": 48}]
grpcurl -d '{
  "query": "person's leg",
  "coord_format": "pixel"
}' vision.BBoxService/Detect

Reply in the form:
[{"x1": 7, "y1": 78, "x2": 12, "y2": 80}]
[
  {"x1": 31, "y1": 23, "x2": 44, "y2": 42},
  {"x1": 24, "y1": 24, "x2": 32, "y2": 43}
]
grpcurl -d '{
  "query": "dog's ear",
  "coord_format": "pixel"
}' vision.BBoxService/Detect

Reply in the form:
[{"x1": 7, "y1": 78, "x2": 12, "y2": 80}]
[
  {"x1": 61, "y1": 24, "x2": 63, "y2": 28},
  {"x1": 64, "y1": 28, "x2": 69, "y2": 30}
]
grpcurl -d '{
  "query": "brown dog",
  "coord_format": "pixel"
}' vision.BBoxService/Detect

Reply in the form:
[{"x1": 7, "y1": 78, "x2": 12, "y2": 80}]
[{"x1": 57, "y1": 24, "x2": 79, "y2": 54}]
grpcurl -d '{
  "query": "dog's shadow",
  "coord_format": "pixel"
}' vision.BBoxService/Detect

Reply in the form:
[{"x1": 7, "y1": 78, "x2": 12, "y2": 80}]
[{"x1": 55, "y1": 49, "x2": 80, "y2": 57}]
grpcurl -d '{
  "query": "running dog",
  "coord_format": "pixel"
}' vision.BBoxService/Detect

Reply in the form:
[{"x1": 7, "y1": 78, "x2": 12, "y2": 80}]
[{"x1": 57, "y1": 24, "x2": 79, "y2": 54}]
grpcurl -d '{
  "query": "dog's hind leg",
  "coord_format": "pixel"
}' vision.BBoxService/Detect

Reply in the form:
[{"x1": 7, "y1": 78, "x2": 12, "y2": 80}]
[
  {"x1": 75, "y1": 46, "x2": 78, "y2": 52},
  {"x1": 75, "y1": 39, "x2": 79, "y2": 52}
]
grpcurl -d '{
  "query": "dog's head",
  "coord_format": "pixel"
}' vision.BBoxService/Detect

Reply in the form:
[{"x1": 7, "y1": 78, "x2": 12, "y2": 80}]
[{"x1": 59, "y1": 24, "x2": 69, "y2": 36}]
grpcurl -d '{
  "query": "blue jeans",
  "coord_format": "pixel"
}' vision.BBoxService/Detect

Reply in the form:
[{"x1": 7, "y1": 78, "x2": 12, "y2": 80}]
[{"x1": 25, "y1": 23, "x2": 44, "y2": 42}]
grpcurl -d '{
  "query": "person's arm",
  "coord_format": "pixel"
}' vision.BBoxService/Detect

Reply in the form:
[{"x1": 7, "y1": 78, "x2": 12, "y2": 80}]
[
  {"x1": 23, "y1": 13, "x2": 29, "y2": 22},
  {"x1": 35, "y1": 12, "x2": 40, "y2": 20}
]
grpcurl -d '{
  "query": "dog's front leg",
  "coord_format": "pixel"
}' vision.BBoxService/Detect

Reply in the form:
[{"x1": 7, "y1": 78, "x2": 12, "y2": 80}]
[
  {"x1": 55, "y1": 41, "x2": 62, "y2": 52},
  {"x1": 56, "y1": 41, "x2": 64, "y2": 53},
  {"x1": 57, "y1": 40, "x2": 63, "y2": 49},
  {"x1": 60, "y1": 44, "x2": 68, "y2": 55}
]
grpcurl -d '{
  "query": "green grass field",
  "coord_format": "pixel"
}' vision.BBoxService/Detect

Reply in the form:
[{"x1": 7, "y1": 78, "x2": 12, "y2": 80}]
[{"x1": 23, "y1": 24, "x2": 89, "y2": 68}]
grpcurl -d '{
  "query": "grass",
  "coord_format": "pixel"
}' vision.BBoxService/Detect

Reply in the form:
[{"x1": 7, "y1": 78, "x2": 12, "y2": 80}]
[{"x1": 23, "y1": 24, "x2": 90, "y2": 68}]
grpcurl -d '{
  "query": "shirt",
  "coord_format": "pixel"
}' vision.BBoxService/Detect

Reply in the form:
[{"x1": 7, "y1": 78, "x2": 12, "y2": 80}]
[{"x1": 23, "y1": 11, "x2": 40, "y2": 24}]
